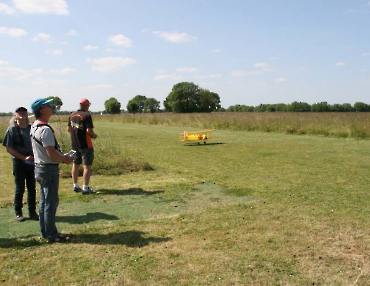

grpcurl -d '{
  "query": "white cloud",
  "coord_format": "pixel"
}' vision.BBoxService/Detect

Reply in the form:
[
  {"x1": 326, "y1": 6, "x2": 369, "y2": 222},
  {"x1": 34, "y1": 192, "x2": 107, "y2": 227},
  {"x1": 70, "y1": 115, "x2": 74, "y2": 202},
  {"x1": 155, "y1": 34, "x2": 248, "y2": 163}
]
[
  {"x1": 254, "y1": 62, "x2": 269, "y2": 68},
  {"x1": 141, "y1": 29, "x2": 148, "y2": 33},
  {"x1": 0, "y1": 60, "x2": 65, "y2": 85},
  {"x1": 336, "y1": 62, "x2": 346, "y2": 67},
  {"x1": 212, "y1": 49, "x2": 221, "y2": 53},
  {"x1": 275, "y1": 78, "x2": 287, "y2": 82},
  {"x1": 31, "y1": 68, "x2": 43, "y2": 74},
  {"x1": 195, "y1": 74, "x2": 221, "y2": 79},
  {"x1": 367, "y1": 1, "x2": 370, "y2": 6},
  {"x1": 13, "y1": 0, "x2": 69, "y2": 15},
  {"x1": 360, "y1": 69, "x2": 368, "y2": 73},
  {"x1": 86, "y1": 57, "x2": 137, "y2": 73},
  {"x1": 83, "y1": 45, "x2": 98, "y2": 51},
  {"x1": 0, "y1": 3, "x2": 16, "y2": 14},
  {"x1": 297, "y1": 66, "x2": 306, "y2": 72},
  {"x1": 67, "y1": 30, "x2": 77, "y2": 36},
  {"x1": 108, "y1": 34, "x2": 132, "y2": 47},
  {"x1": 0, "y1": 26, "x2": 27, "y2": 37},
  {"x1": 362, "y1": 53, "x2": 370, "y2": 57},
  {"x1": 46, "y1": 49, "x2": 63, "y2": 55},
  {"x1": 59, "y1": 41, "x2": 68, "y2": 45},
  {"x1": 152, "y1": 31, "x2": 197, "y2": 43},
  {"x1": 32, "y1": 32, "x2": 51, "y2": 42},
  {"x1": 154, "y1": 74, "x2": 184, "y2": 81},
  {"x1": 231, "y1": 70, "x2": 247, "y2": 77},
  {"x1": 50, "y1": 68, "x2": 76, "y2": 74},
  {"x1": 176, "y1": 67, "x2": 199, "y2": 73},
  {"x1": 0, "y1": 60, "x2": 29, "y2": 78},
  {"x1": 253, "y1": 62, "x2": 272, "y2": 72},
  {"x1": 156, "y1": 69, "x2": 167, "y2": 74},
  {"x1": 199, "y1": 82, "x2": 217, "y2": 87},
  {"x1": 86, "y1": 84, "x2": 113, "y2": 89},
  {"x1": 258, "y1": 81, "x2": 268, "y2": 86},
  {"x1": 231, "y1": 70, "x2": 261, "y2": 77}
]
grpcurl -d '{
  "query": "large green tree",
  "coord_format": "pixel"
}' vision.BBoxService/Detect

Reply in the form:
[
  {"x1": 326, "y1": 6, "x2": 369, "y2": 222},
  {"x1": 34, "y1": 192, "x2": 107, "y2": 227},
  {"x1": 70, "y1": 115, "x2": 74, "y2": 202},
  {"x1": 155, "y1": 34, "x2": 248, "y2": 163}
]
[
  {"x1": 104, "y1": 97, "x2": 121, "y2": 114},
  {"x1": 144, "y1": 98, "x2": 160, "y2": 113},
  {"x1": 45, "y1": 96, "x2": 63, "y2": 113},
  {"x1": 133, "y1": 95, "x2": 147, "y2": 113},
  {"x1": 164, "y1": 82, "x2": 201, "y2": 113},
  {"x1": 354, "y1": 102, "x2": 368, "y2": 112},
  {"x1": 199, "y1": 89, "x2": 221, "y2": 112},
  {"x1": 126, "y1": 99, "x2": 139, "y2": 114}
]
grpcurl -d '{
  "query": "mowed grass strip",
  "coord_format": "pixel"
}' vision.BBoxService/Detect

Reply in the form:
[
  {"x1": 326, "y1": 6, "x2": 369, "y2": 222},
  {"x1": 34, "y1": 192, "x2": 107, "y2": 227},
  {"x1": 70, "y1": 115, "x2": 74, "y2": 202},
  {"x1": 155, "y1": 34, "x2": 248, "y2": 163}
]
[{"x1": 1, "y1": 122, "x2": 370, "y2": 285}]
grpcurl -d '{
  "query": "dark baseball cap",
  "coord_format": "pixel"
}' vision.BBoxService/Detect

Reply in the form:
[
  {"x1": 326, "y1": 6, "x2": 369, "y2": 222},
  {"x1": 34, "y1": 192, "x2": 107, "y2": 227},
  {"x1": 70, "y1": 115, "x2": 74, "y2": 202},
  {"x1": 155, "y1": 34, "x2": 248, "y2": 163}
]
[
  {"x1": 31, "y1": 98, "x2": 54, "y2": 113},
  {"x1": 15, "y1": 106, "x2": 28, "y2": 112}
]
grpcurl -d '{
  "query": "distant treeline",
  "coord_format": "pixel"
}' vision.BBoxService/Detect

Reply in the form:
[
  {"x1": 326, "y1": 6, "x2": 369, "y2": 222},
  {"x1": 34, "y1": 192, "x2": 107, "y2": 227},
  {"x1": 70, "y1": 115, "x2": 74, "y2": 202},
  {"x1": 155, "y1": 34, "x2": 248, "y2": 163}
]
[
  {"x1": 223, "y1": 101, "x2": 370, "y2": 112},
  {"x1": 1, "y1": 101, "x2": 370, "y2": 116},
  {"x1": 222, "y1": 101, "x2": 370, "y2": 112}
]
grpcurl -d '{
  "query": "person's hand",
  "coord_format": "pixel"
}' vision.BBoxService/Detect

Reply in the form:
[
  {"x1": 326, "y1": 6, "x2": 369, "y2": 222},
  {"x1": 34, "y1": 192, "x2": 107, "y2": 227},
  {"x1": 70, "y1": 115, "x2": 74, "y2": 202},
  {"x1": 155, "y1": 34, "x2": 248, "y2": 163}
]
[
  {"x1": 93, "y1": 134, "x2": 98, "y2": 139},
  {"x1": 63, "y1": 155, "x2": 74, "y2": 164},
  {"x1": 25, "y1": 156, "x2": 34, "y2": 161}
]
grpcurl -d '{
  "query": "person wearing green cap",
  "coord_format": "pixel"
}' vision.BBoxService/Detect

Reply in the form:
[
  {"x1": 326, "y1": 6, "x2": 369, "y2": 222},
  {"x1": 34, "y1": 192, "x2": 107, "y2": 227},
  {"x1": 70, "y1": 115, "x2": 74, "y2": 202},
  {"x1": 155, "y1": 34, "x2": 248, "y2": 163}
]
[
  {"x1": 30, "y1": 98, "x2": 74, "y2": 243},
  {"x1": 2, "y1": 106, "x2": 38, "y2": 222}
]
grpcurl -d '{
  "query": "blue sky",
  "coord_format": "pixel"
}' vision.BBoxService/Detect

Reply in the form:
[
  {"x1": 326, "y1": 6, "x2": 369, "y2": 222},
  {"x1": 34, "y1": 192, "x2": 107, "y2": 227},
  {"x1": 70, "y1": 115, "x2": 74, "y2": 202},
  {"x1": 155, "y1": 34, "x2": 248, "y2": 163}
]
[{"x1": 0, "y1": 0, "x2": 369, "y2": 112}]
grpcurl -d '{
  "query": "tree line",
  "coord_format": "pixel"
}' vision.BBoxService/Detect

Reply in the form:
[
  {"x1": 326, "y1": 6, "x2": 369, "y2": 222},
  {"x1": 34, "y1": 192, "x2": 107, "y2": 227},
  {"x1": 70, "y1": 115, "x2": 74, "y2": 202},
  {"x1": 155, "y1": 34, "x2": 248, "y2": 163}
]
[
  {"x1": 224, "y1": 101, "x2": 370, "y2": 112},
  {"x1": 1, "y1": 82, "x2": 369, "y2": 115},
  {"x1": 104, "y1": 82, "x2": 221, "y2": 114}
]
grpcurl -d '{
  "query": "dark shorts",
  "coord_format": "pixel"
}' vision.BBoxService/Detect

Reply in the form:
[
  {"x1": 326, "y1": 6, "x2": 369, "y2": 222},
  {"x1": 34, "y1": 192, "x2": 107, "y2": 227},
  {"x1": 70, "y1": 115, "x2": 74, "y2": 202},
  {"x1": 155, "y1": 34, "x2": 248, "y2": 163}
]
[{"x1": 74, "y1": 148, "x2": 94, "y2": 166}]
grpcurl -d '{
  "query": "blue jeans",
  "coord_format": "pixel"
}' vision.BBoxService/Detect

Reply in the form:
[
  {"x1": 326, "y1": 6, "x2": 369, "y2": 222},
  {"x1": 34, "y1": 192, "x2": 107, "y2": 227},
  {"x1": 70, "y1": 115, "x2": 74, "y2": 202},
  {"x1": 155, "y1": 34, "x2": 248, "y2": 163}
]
[
  {"x1": 35, "y1": 165, "x2": 59, "y2": 241},
  {"x1": 13, "y1": 159, "x2": 36, "y2": 216}
]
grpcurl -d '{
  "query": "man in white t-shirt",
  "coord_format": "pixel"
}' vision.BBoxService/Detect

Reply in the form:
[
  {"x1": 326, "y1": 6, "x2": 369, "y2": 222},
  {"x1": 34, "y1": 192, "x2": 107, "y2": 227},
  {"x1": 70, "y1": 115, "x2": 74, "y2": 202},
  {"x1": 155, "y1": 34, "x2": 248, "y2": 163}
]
[{"x1": 30, "y1": 98, "x2": 74, "y2": 243}]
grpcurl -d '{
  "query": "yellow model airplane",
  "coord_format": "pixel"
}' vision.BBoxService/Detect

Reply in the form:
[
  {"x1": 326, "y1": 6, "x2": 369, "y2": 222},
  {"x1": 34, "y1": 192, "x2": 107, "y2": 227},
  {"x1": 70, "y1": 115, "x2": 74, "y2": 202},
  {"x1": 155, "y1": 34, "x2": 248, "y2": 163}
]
[{"x1": 181, "y1": 129, "x2": 215, "y2": 144}]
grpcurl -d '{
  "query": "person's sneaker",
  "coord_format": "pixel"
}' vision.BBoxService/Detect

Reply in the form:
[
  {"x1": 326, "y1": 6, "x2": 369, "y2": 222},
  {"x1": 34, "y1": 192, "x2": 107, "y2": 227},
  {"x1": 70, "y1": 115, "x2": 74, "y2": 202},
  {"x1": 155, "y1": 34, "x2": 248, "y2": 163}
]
[
  {"x1": 16, "y1": 215, "x2": 25, "y2": 222},
  {"x1": 73, "y1": 186, "x2": 82, "y2": 193},
  {"x1": 82, "y1": 188, "x2": 96, "y2": 195},
  {"x1": 29, "y1": 214, "x2": 39, "y2": 221}
]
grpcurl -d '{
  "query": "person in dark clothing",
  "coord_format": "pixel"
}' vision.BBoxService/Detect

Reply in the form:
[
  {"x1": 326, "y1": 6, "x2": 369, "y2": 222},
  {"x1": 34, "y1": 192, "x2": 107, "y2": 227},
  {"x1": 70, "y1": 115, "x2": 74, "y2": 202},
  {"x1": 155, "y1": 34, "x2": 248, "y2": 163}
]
[
  {"x1": 2, "y1": 106, "x2": 38, "y2": 222},
  {"x1": 68, "y1": 98, "x2": 98, "y2": 195}
]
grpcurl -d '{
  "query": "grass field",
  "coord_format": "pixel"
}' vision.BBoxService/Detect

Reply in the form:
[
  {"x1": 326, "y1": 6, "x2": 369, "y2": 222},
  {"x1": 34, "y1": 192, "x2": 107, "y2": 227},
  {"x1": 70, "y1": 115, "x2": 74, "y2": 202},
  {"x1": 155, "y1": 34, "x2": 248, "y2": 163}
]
[{"x1": 1, "y1": 116, "x2": 370, "y2": 285}]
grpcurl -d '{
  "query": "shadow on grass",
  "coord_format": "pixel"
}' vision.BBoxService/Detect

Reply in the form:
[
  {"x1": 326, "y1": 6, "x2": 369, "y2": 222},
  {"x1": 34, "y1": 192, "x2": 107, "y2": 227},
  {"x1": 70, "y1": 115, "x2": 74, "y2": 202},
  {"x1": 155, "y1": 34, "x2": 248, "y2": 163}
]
[
  {"x1": 98, "y1": 188, "x2": 164, "y2": 196},
  {"x1": 56, "y1": 212, "x2": 119, "y2": 224},
  {"x1": 74, "y1": 230, "x2": 171, "y2": 247},
  {"x1": 0, "y1": 235, "x2": 42, "y2": 249},
  {"x1": 184, "y1": 142, "x2": 225, "y2": 146},
  {"x1": 0, "y1": 231, "x2": 171, "y2": 249}
]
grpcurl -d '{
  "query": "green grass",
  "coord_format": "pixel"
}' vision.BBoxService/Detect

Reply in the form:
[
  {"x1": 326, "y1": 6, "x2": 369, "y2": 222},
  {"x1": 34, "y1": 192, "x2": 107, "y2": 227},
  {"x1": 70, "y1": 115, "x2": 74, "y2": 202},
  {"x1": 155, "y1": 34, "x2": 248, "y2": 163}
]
[
  {"x1": 88, "y1": 112, "x2": 370, "y2": 139},
  {"x1": 1, "y1": 120, "x2": 370, "y2": 285}
]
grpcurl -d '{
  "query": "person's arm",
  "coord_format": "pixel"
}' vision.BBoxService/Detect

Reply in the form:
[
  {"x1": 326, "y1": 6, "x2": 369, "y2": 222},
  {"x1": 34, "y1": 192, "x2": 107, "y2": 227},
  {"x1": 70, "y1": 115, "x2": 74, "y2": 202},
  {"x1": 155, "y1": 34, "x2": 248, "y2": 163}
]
[
  {"x1": 67, "y1": 126, "x2": 71, "y2": 133},
  {"x1": 86, "y1": 128, "x2": 97, "y2": 139},
  {"x1": 86, "y1": 115, "x2": 97, "y2": 138},
  {"x1": 45, "y1": 146, "x2": 73, "y2": 164},
  {"x1": 6, "y1": 146, "x2": 33, "y2": 161}
]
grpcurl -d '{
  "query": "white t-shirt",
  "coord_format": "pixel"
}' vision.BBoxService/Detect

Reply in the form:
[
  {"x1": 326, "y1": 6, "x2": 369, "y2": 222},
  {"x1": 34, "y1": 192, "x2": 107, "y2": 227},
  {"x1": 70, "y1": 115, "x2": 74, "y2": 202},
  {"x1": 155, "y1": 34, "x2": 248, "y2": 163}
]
[{"x1": 30, "y1": 120, "x2": 59, "y2": 165}]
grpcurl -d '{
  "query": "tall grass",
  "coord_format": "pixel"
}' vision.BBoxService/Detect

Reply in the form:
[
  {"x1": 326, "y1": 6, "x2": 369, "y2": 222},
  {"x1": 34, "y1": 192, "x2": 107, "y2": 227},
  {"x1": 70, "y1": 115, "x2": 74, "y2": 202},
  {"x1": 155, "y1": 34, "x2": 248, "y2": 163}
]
[
  {"x1": 86, "y1": 112, "x2": 370, "y2": 139},
  {"x1": 0, "y1": 115, "x2": 153, "y2": 176},
  {"x1": 3, "y1": 112, "x2": 370, "y2": 140}
]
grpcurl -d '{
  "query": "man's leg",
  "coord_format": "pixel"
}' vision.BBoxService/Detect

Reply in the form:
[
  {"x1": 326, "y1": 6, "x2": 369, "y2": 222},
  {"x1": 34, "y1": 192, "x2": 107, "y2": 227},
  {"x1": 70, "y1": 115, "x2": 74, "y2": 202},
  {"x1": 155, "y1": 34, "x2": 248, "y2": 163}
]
[
  {"x1": 83, "y1": 165, "x2": 92, "y2": 186},
  {"x1": 72, "y1": 151, "x2": 82, "y2": 192},
  {"x1": 25, "y1": 164, "x2": 37, "y2": 217},
  {"x1": 35, "y1": 166, "x2": 47, "y2": 238},
  {"x1": 81, "y1": 148, "x2": 95, "y2": 194},
  {"x1": 41, "y1": 166, "x2": 59, "y2": 241},
  {"x1": 72, "y1": 164, "x2": 80, "y2": 184},
  {"x1": 13, "y1": 159, "x2": 26, "y2": 219}
]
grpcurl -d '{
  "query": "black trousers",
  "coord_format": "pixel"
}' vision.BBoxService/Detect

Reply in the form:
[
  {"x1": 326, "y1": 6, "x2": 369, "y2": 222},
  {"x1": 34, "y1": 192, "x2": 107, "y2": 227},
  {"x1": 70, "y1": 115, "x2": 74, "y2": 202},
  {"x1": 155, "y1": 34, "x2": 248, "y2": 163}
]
[{"x1": 13, "y1": 159, "x2": 36, "y2": 216}]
